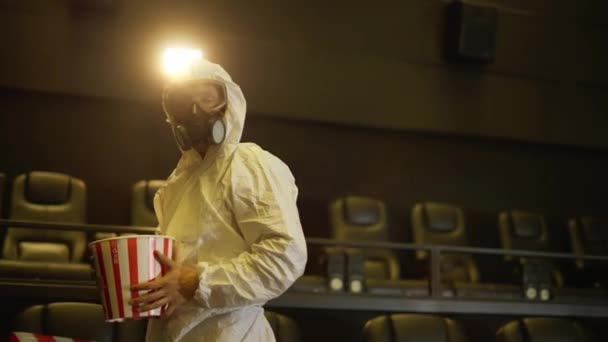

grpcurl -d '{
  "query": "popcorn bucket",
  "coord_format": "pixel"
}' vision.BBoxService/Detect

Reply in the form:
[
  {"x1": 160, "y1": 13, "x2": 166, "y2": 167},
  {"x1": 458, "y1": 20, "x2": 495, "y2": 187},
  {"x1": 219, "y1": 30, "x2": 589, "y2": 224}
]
[{"x1": 89, "y1": 235, "x2": 175, "y2": 322}]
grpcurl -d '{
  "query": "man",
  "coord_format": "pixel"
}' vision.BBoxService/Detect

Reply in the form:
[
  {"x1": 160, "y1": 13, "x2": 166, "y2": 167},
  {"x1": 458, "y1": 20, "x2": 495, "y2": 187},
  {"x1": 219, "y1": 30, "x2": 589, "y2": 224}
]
[{"x1": 131, "y1": 59, "x2": 307, "y2": 341}]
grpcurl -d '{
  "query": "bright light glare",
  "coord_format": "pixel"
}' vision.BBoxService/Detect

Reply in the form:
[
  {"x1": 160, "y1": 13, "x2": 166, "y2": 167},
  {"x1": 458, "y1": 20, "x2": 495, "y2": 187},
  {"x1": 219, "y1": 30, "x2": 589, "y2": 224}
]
[{"x1": 162, "y1": 48, "x2": 203, "y2": 78}]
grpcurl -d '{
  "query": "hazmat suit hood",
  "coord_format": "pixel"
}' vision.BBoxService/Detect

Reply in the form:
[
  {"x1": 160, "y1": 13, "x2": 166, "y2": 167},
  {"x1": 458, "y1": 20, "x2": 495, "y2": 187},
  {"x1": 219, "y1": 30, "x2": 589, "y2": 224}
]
[{"x1": 163, "y1": 59, "x2": 247, "y2": 174}]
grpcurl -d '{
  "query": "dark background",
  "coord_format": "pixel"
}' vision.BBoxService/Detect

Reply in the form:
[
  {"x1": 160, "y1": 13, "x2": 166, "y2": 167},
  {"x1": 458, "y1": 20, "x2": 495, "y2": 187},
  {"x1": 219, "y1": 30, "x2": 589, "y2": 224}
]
[
  {"x1": 0, "y1": 1, "x2": 607, "y2": 147},
  {"x1": 1, "y1": 1, "x2": 607, "y2": 340}
]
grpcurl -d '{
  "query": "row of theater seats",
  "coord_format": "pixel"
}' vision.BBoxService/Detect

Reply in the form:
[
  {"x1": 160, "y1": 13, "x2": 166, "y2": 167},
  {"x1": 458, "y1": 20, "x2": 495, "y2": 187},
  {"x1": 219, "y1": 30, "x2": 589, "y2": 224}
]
[
  {"x1": 364, "y1": 314, "x2": 598, "y2": 342},
  {"x1": 0, "y1": 172, "x2": 605, "y2": 340},
  {"x1": 0, "y1": 171, "x2": 606, "y2": 302},
  {"x1": 294, "y1": 196, "x2": 607, "y2": 302},
  {"x1": 0, "y1": 171, "x2": 165, "y2": 282},
  {"x1": 9, "y1": 302, "x2": 299, "y2": 342},
  {"x1": 8, "y1": 302, "x2": 599, "y2": 341}
]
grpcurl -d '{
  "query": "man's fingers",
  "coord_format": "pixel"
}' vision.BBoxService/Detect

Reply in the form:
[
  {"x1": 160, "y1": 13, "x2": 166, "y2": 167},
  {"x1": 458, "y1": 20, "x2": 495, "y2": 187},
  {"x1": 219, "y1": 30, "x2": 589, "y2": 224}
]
[
  {"x1": 172, "y1": 242, "x2": 179, "y2": 260},
  {"x1": 130, "y1": 289, "x2": 166, "y2": 305},
  {"x1": 154, "y1": 250, "x2": 176, "y2": 269},
  {"x1": 131, "y1": 279, "x2": 162, "y2": 291},
  {"x1": 139, "y1": 296, "x2": 170, "y2": 312},
  {"x1": 163, "y1": 304, "x2": 176, "y2": 318}
]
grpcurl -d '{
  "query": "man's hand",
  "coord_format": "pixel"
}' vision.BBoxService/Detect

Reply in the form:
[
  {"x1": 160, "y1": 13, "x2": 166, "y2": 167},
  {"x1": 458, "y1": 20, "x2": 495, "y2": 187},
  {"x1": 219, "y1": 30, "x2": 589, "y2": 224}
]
[{"x1": 130, "y1": 251, "x2": 199, "y2": 317}]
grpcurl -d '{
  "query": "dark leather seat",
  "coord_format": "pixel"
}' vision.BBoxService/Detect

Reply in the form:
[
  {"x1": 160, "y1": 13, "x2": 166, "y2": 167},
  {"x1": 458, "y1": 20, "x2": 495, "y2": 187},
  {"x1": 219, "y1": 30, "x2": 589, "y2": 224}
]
[
  {"x1": 131, "y1": 180, "x2": 165, "y2": 227},
  {"x1": 0, "y1": 172, "x2": 5, "y2": 219},
  {"x1": 91, "y1": 179, "x2": 165, "y2": 242},
  {"x1": 264, "y1": 311, "x2": 301, "y2": 342},
  {"x1": 499, "y1": 210, "x2": 556, "y2": 262},
  {"x1": 412, "y1": 202, "x2": 479, "y2": 283},
  {"x1": 362, "y1": 314, "x2": 468, "y2": 341},
  {"x1": 331, "y1": 196, "x2": 428, "y2": 296},
  {"x1": 412, "y1": 203, "x2": 519, "y2": 300},
  {"x1": 499, "y1": 210, "x2": 564, "y2": 300},
  {"x1": 568, "y1": 217, "x2": 608, "y2": 286},
  {"x1": 0, "y1": 171, "x2": 92, "y2": 280},
  {"x1": 561, "y1": 216, "x2": 608, "y2": 301},
  {"x1": 12, "y1": 302, "x2": 146, "y2": 342},
  {"x1": 568, "y1": 217, "x2": 608, "y2": 261},
  {"x1": 497, "y1": 317, "x2": 596, "y2": 342}
]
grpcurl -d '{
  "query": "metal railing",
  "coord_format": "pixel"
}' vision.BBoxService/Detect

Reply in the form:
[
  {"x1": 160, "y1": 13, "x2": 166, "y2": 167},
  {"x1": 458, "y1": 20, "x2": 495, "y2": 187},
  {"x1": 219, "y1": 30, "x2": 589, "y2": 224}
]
[
  {"x1": 1, "y1": 219, "x2": 607, "y2": 294},
  {"x1": 0, "y1": 219, "x2": 157, "y2": 235},
  {"x1": 305, "y1": 237, "x2": 608, "y2": 298}
]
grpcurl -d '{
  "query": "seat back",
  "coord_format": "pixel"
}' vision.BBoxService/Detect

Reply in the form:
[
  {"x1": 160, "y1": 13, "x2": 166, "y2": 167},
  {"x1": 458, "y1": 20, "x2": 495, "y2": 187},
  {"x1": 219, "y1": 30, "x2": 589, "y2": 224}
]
[
  {"x1": 497, "y1": 317, "x2": 595, "y2": 342},
  {"x1": 2, "y1": 171, "x2": 87, "y2": 262},
  {"x1": 0, "y1": 173, "x2": 5, "y2": 251},
  {"x1": 331, "y1": 196, "x2": 388, "y2": 241},
  {"x1": 330, "y1": 196, "x2": 399, "y2": 280},
  {"x1": 130, "y1": 180, "x2": 165, "y2": 227},
  {"x1": 499, "y1": 210, "x2": 552, "y2": 256},
  {"x1": 0, "y1": 173, "x2": 5, "y2": 218},
  {"x1": 264, "y1": 311, "x2": 301, "y2": 342},
  {"x1": 12, "y1": 302, "x2": 146, "y2": 342},
  {"x1": 360, "y1": 248, "x2": 401, "y2": 280},
  {"x1": 568, "y1": 217, "x2": 608, "y2": 269},
  {"x1": 362, "y1": 314, "x2": 468, "y2": 342},
  {"x1": 412, "y1": 202, "x2": 479, "y2": 283},
  {"x1": 499, "y1": 210, "x2": 564, "y2": 287}
]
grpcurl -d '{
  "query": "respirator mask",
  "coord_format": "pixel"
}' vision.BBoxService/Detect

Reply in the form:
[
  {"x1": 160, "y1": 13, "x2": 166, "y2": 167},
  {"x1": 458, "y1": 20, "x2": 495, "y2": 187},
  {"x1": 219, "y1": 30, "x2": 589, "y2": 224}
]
[{"x1": 162, "y1": 79, "x2": 228, "y2": 151}]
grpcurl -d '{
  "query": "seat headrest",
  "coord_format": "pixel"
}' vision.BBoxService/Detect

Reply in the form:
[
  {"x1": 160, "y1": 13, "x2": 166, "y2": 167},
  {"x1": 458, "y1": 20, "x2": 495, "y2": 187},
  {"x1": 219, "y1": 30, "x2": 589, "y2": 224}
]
[
  {"x1": 19, "y1": 242, "x2": 70, "y2": 263},
  {"x1": 581, "y1": 217, "x2": 606, "y2": 242},
  {"x1": 13, "y1": 302, "x2": 112, "y2": 342},
  {"x1": 145, "y1": 180, "x2": 164, "y2": 211},
  {"x1": 363, "y1": 314, "x2": 468, "y2": 342},
  {"x1": 424, "y1": 203, "x2": 458, "y2": 232},
  {"x1": 510, "y1": 211, "x2": 543, "y2": 238},
  {"x1": 498, "y1": 318, "x2": 594, "y2": 342},
  {"x1": 25, "y1": 172, "x2": 72, "y2": 205},
  {"x1": 264, "y1": 311, "x2": 301, "y2": 342},
  {"x1": 343, "y1": 196, "x2": 381, "y2": 226}
]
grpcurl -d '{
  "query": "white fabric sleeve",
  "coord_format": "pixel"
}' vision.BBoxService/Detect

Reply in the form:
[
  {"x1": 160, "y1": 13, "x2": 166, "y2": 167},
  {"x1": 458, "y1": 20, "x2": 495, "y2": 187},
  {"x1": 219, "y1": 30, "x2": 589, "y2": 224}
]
[
  {"x1": 153, "y1": 186, "x2": 165, "y2": 233},
  {"x1": 194, "y1": 150, "x2": 307, "y2": 309}
]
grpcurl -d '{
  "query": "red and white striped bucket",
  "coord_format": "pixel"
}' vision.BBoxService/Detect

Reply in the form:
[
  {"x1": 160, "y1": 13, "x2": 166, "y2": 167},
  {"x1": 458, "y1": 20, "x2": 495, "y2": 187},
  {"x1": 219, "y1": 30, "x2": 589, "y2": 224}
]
[{"x1": 89, "y1": 235, "x2": 175, "y2": 322}]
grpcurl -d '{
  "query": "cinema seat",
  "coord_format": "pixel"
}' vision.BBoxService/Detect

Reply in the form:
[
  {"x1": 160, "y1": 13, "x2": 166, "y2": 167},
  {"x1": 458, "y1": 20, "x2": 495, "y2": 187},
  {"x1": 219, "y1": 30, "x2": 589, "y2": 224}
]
[
  {"x1": 499, "y1": 211, "x2": 556, "y2": 260},
  {"x1": 497, "y1": 317, "x2": 596, "y2": 342},
  {"x1": 568, "y1": 217, "x2": 607, "y2": 268},
  {"x1": 0, "y1": 172, "x2": 5, "y2": 218},
  {"x1": 12, "y1": 302, "x2": 146, "y2": 342},
  {"x1": 566, "y1": 216, "x2": 608, "y2": 290},
  {"x1": 131, "y1": 180, "x2": 165, "y2": 227},
  {"x1": 362, "y1": 314, "x2": 468, "y2": 341},
  {"x1": 330, "y1": 196, "x2": 428, "y2": 296},
  {"x1": 264, "y1": 311, "x2": 301, "y2": 342},
  {"x1": 496, "y1": 211, "x2": 607, "y2": 303},
  {"x1": 3, "y1": 171, "x2": 87, "y2": 262},
  {"x1": 498, "y1": 210, "x2": 564, "y2": 287},
  {"x1": 412, "y1": 202, "x2": 519, "y2": 300},
  {"x1": 0, "y1": 171, "x2": 91, "y2": 280},
  {"x1": 412, "y1": 202, "x2": 479, "y2": 283}
]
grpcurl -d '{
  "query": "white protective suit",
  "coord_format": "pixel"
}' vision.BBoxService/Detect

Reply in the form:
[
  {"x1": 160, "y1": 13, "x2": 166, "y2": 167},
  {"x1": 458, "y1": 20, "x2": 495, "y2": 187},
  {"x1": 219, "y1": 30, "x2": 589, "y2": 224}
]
[{"x1": 146, "y1": 60, "x2": 307, "y2": 342}]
